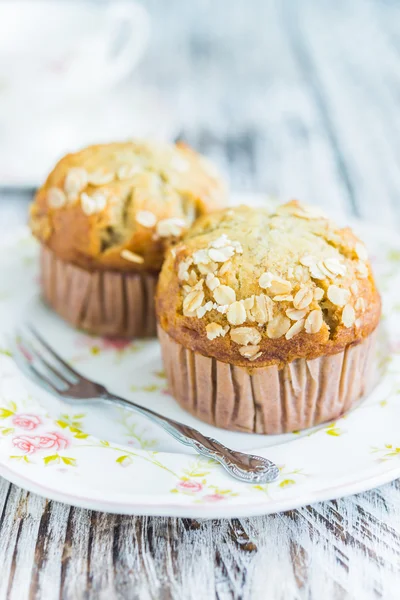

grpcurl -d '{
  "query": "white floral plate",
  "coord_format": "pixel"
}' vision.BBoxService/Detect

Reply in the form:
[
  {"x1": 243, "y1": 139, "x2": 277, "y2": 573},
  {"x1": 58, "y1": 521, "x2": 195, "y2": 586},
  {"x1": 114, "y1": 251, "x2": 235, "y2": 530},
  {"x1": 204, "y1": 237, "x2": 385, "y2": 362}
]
[{"x1": 0, "y1": 197, "x2": 400, "y2": 517}]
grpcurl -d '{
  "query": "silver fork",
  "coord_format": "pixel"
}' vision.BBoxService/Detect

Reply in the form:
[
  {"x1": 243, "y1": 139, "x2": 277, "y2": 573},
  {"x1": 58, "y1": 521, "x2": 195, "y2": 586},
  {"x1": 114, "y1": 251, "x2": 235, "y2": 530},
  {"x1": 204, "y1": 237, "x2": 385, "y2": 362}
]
[{"x1": 12, "y1": 326, "x2": 279, "y2": 485}]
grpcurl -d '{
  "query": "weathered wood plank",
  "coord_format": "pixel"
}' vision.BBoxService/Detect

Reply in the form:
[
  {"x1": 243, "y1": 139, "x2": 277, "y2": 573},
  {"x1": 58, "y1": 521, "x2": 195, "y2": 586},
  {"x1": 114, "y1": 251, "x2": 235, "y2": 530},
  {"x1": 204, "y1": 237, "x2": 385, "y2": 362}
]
[
  {"x1": 141, "y1": 0, "x2": 352, "y2": 217},
  {"x1": 286, "y1": 0, "x2": 400, "y2": 224},
  {"x1": 0, "y1": 486, "x2": 37, "y2": 599},
  {"x1": 0, "y1": 477, "x2": 400, "y2": 598},
  {"x1": 30, "y1": 501, "x2": 70, "y2": 600},
  {"x1": 59, "y1": 508, "x2": 91, "y2": 599}
]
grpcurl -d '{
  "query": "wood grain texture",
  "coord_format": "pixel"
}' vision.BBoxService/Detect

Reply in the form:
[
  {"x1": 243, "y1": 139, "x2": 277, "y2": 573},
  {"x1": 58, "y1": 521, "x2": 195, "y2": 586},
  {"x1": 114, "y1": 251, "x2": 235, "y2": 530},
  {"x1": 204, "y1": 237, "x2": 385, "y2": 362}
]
[
  {"x1": 1, "y1": 481, "x2": 400, "y2": 599},
  {"x1": 2, "y1": 0, "x2": 400, "y2": 597}
]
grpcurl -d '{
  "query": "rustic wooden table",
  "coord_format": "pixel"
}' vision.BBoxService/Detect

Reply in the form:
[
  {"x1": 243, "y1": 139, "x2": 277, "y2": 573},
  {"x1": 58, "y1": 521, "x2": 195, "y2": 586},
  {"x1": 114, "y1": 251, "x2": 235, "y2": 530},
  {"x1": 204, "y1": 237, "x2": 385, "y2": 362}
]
[{"x1": 1, "y1": 0, "x2": 400, "y2": 597}]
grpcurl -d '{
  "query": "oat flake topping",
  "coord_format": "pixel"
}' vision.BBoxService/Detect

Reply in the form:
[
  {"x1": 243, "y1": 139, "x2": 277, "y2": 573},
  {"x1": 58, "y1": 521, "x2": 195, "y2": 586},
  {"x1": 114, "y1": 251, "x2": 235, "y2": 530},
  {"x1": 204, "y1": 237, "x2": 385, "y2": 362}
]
[
  {"x1": 31, "y1": 140, "x2": 228, "y2": 275},
  {"x1": 171, "y1": 201, "x2": 374, "y2": 361}
]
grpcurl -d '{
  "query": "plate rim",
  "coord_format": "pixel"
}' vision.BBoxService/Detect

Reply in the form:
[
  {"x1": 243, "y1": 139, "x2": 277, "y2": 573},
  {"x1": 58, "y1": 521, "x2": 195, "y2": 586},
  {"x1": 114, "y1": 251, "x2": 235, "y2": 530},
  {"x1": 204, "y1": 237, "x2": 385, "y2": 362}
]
[{"x1": 1, "y1": 459, "x2": 400, "y2": 518}]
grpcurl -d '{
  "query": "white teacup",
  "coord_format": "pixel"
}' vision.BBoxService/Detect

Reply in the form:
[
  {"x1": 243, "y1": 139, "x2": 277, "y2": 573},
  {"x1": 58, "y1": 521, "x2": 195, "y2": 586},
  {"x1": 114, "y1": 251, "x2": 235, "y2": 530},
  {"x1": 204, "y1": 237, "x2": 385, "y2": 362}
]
[{"x1": 0, "y1": 0, "x2": 150, "y2": 107}]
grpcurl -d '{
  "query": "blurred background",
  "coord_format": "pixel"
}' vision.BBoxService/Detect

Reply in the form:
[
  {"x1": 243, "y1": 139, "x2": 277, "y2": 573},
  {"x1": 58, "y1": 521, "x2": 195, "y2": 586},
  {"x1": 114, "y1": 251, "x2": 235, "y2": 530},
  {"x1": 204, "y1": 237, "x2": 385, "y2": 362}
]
[{"x1": 1, "y1": 0, "x2": 400, "y2": 226}]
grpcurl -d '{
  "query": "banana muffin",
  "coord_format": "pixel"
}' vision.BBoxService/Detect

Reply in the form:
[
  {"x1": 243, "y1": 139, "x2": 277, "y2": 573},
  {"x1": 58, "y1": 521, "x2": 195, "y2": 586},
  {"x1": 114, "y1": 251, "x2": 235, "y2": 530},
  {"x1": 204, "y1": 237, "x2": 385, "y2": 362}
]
[
  {"x1": 30, "y1": 140, "x2": 227, "y2": 337},
  {"x1": 156, "y1": 201, "x2": 381, "y2": 433}
]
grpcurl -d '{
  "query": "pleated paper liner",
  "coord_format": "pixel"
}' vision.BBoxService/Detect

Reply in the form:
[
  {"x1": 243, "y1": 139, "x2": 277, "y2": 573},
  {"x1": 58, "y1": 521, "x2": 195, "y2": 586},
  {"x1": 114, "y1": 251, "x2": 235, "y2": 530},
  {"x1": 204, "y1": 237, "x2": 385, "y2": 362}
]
[
  {"x1": 40, "y1": 246, "x2": 157, "y2": 338},
  {"x1": 158, "y1": 326, "x2": 377, "y2": 434}
]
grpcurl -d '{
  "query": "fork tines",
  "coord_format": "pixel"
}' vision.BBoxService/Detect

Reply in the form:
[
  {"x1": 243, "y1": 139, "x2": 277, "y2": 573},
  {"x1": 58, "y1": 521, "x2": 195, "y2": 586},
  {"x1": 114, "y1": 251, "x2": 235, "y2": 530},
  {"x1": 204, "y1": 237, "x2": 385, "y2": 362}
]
[{"x1": 15, "y1": 325, "x2": 79, "y2": 393}]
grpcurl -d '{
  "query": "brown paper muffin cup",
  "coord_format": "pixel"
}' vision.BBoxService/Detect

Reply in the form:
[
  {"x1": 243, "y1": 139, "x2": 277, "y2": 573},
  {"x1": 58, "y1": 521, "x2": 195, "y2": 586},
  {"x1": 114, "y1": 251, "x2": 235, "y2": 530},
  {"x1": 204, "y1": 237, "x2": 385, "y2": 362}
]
[
  {"x1": 158, "y1": 326, "x2": 377, "y2": 434},
  {"x1": 40, "y1": 246, "x2": 157, "y2": 338}
]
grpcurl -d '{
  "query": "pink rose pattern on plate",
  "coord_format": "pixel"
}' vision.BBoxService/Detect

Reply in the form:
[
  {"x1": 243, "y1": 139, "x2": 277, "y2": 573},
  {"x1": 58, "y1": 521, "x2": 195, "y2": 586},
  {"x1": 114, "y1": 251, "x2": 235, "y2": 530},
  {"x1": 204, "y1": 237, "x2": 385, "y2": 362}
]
[
  {"x1": 12, "y1": 431, "x2": 69, "y2": 454},
  {"x1": 176, "y1": 480, "x2": 203, "y2": 493},
  {"x1": 37, "y1": 432, "x2": 69, "y2": 451},
  {"x1": 12, "y1": 414, "x2": 41, "y2": 431},
  {"x1": 72, "y1": 334, "x2": 137, "y2": 362},
  {"x1": 12, "y1": 435, "x2": 39, "y2": 455},
  {"x1": 172, "y1": 479, "x2": 239, "y2": 502},
  {"x1": 202, "y1": 494, "x2": 225, "y2": 502}
]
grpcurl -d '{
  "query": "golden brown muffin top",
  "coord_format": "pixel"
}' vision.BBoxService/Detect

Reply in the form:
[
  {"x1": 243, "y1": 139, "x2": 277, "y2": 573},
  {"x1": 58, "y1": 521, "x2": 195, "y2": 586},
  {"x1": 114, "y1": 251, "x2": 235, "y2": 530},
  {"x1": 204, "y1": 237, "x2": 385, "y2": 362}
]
[
  {"x1": 156, "y1": 201, "x2": 381, "y2": 368},
  {"x1": 30, "y1": 140, "x2": 227, "y2": 272}
]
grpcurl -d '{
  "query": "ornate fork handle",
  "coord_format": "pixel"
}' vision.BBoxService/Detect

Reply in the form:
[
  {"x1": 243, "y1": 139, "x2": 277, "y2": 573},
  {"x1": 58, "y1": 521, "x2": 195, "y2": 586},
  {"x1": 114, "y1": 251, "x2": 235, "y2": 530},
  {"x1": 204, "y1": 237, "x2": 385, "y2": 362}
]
[{"x1": 102, "y1": 391, "x2": 279, "y2": 484}]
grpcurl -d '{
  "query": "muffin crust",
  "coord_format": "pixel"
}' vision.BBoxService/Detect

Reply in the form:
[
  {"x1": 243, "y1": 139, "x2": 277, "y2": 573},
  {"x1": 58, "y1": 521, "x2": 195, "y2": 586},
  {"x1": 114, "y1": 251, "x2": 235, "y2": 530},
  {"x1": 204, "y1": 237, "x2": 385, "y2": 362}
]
[
  {"x1": 156, "y1": 201, "x2": 381, "y2": 368},
  {"x1": 30, "y1": 140, "x2": 227, "y2": 273}
]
